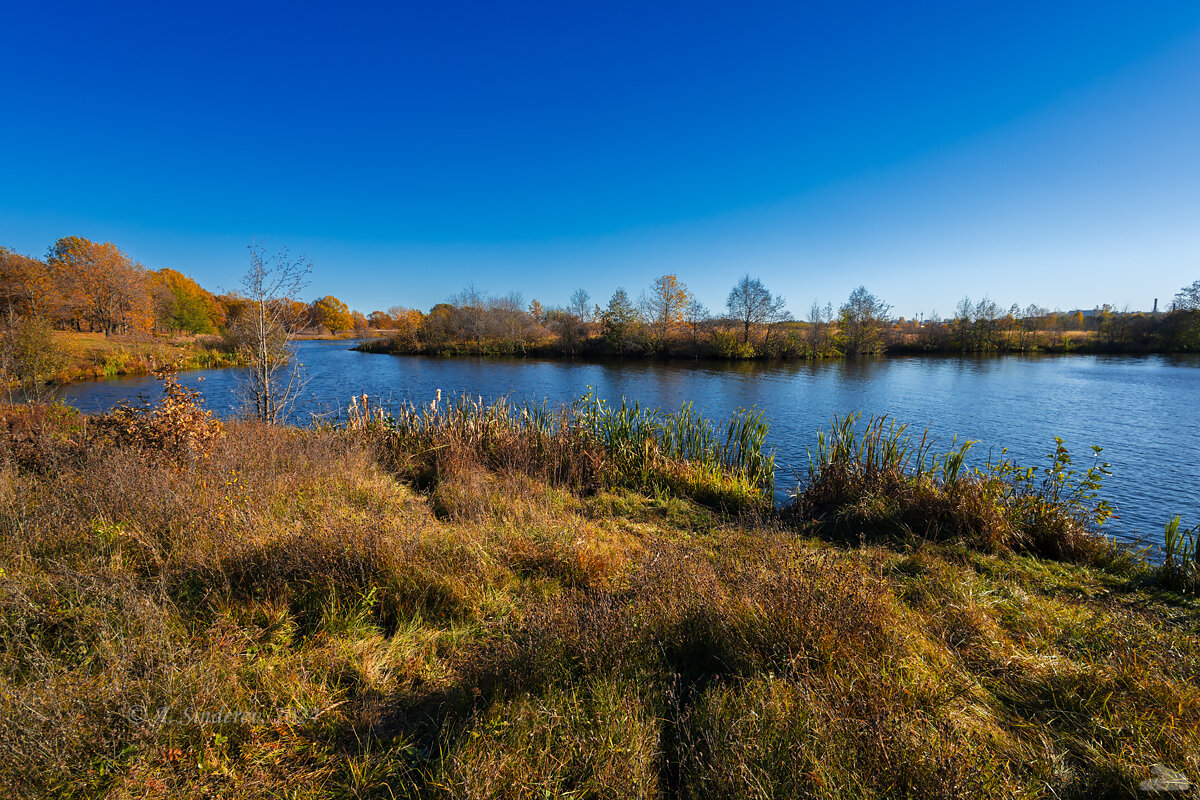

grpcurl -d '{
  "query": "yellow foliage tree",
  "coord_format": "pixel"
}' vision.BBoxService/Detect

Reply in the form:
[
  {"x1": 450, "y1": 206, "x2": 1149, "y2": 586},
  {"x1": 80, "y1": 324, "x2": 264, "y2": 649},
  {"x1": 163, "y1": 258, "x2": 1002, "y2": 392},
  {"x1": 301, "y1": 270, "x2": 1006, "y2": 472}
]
[
  {"x1": 309, "y1": 294, "x2": 352, "y2": 333},
  {"x1": 641, "y1": 274, "x2": 690, "y2": 345}
]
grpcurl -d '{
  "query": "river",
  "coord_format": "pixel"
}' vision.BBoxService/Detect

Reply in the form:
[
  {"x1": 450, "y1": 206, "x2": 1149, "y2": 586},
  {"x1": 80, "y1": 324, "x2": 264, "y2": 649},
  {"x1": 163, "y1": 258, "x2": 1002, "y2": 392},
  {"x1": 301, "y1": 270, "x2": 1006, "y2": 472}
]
[{"x1": 54, "y1": 340, "x2": 1200, "y2": 548}]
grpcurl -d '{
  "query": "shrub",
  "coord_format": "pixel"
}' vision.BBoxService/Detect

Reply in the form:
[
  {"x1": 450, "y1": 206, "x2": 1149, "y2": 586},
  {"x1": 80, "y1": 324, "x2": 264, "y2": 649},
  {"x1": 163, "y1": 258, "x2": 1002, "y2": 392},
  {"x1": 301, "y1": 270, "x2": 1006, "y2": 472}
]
[{"x1": 97, "y1": 367, "x2": 223, "y2": 462}]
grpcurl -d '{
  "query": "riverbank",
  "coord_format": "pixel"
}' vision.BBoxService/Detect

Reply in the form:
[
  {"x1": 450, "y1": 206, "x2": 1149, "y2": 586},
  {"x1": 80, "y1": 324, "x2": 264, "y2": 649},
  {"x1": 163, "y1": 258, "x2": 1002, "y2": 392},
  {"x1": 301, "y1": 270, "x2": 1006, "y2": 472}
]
[
  {"x1": 2, "y1": 392, "x2": 1197, "y2": 798},
  {"x1": 355, "y1": 326, "x2": 1193, "y2": 362},
  {"x1": 48, "y1": 331, "x2": 244, "y2": 384}
]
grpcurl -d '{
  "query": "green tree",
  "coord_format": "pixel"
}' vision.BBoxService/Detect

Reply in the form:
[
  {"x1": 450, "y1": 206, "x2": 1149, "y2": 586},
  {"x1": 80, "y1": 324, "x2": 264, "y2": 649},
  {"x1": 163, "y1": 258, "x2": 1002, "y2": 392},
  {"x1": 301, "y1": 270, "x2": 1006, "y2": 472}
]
[
  {"x1": 150, "y1": 268, "x2": 220, "y2": 333},
  {"x1": 1171, "y1": 280, "x2": 1200, "y2": 349},
  {"x1": 601, "y1": 288, "x2": 639, "y2": 354}
]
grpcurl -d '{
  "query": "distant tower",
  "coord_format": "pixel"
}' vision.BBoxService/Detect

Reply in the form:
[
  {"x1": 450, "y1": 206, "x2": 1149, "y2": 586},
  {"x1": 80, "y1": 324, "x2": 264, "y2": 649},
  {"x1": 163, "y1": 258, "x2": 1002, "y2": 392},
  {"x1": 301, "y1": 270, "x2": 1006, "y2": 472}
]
[{"x1": 1153, "y1": 298, "x2": 1159, "y2": 314}]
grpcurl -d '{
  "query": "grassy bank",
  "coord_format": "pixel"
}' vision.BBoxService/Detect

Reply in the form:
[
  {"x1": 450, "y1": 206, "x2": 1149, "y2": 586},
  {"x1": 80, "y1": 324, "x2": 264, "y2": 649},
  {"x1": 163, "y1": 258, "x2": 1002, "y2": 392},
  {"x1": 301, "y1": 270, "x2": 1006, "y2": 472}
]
[
  {"x1": 1, "y1": 391, "x2": 1198, "y2": 798},
  {"x1": 48, "y1": 331, "x2": 244, "y2": 384}
]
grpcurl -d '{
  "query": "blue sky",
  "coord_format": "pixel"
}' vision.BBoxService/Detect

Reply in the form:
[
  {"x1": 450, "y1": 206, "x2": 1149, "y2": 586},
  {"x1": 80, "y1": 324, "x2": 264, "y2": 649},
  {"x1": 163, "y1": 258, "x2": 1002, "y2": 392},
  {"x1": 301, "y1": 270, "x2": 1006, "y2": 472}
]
[{"x1": 2, "y1": 1, "x2": 1198, "y2": 317}]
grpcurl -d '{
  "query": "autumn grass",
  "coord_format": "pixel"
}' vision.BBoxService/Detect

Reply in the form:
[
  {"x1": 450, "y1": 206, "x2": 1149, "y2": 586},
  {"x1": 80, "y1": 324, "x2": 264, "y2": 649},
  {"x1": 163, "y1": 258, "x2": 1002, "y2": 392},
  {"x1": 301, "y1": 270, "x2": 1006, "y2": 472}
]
[
  {"x1": 352, "y1": 391, "x2": 775, "y2": 515},
  {"x1": 49, "y1": 330, "x2": 243, "y2": 383},
  {"x1": 1, "y1": 398, "x2": 1198, "y2": 798}
]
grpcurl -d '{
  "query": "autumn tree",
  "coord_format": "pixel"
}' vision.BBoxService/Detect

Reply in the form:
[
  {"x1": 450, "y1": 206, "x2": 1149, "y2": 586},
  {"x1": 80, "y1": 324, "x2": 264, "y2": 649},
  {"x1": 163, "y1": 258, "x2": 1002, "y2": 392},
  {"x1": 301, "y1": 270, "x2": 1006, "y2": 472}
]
[
  {"x1": 421, "y1": 303, "x2": 456, "y2": 350},
  {"x1": 839, "y1": 286, "x2": 892, "y2": 355},
  {"x1": 528, "y1": 299, "x2": 544, "y2": 323},
  {"x1": 309, "y1": 295, "x2": 352, "y2": 333},
  {"x1": 367, "y1": 310, "x2": 393, "y2": 329},
  {"x1": 489, "y1": 292, "x2": 534, "y2": 353},
  {"x1": 547, "y1": 307, "x2": 587, "y2": 355},
  {"x1": 726, "y1": 275, "x2": 786, "y2": 344},
  {"x1": 385, "y1": 307, "x2": 423, "y2": 349},
  {"x1": 640, "y1": 274, "x2": 690, "y2": 347},
  {"x1": 47, "y1": 237, "x2": 152, "y2": 334},
  {"x1": 0, "y1": 247, "x2": 56, "y2": 318},
  {"x1": 1, "y1": 310, "x2": 64, "y2": 402}
]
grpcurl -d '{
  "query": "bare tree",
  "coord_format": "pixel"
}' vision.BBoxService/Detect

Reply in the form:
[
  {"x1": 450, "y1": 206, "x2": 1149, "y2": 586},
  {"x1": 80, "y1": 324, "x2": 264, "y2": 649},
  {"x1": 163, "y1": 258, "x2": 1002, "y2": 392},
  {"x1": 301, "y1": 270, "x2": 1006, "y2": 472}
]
[
  {"x1": 568, "y1": 288, "x2": 591, "y2": 321},
  {"x1": 761, "y1": 293, "x2": 791, "y2": 347},
  {"x1": 231, "y1": 243, "x2": 312, "y2": 424},
  {"x1": 726, "y1": 275, "x2": 781, "y2": 343},
  {"x1": 684, "y1": 297, "x2": 710, "y2": 350},
  {"x1": 806, "y1": 300, "x2": 834, "y2": 355}
]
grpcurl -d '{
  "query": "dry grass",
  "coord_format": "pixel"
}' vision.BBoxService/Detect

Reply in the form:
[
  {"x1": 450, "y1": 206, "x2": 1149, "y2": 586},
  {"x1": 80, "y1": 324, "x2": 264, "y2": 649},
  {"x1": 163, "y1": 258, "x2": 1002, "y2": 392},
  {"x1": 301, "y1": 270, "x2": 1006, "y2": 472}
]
[
  {"x1": 0, "y1": 398, "x2": 1198, "y2": 798},
  {"x1": 49, "y1": 330, "x2": 241, "y2": 383}
]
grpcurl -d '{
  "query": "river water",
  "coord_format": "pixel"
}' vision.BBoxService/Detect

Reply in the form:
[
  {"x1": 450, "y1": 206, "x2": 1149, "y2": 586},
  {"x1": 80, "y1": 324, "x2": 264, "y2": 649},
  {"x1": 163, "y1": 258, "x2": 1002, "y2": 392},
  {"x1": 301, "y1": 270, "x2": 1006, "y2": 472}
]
[{"x1": 54, "y1": 340, "x2": 1200, "y2": 548}]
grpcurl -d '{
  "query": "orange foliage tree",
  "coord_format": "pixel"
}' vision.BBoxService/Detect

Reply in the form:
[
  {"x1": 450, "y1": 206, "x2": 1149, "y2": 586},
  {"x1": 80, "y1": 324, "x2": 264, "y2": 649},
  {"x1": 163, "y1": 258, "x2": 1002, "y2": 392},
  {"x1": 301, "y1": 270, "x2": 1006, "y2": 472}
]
[
  {"x1": 0, "y1": 247, "x2": 56, "y2": 318},
  {"x1": 47, "y1": 236, "x2": 153, "y2": 334}
]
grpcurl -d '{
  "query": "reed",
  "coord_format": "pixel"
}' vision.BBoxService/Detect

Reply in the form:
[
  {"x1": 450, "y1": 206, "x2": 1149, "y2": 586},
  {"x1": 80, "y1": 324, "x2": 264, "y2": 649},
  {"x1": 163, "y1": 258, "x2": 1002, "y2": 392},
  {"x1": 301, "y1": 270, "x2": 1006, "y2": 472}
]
[
  {"x1": 1160, "y1": 515, "x2": 1199, "y2": 592},
  {"x1": 793, "y1": 413, "x2": 1116, "y2": 562},
  {"x1": 344, "y1": 390, "x2": 776, "y2": 512}
]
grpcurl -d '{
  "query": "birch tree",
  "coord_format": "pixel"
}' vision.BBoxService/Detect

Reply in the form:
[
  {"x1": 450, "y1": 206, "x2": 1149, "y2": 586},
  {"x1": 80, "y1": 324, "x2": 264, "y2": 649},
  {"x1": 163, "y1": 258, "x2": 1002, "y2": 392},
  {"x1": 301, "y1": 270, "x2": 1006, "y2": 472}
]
[{"x1": 232, "y1": 244, "x2": 311, "y2": 424}]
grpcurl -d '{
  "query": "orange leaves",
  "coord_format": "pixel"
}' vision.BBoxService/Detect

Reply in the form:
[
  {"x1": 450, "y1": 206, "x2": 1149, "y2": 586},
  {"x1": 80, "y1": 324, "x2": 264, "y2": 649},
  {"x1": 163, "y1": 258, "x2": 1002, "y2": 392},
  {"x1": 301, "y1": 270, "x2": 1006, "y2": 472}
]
[
  {"x1": 47, "y1": 236, "x2": 154, "y2": 335},
  {"x1": 98, "y1": 366, "x2": 224, "y2": 463}
]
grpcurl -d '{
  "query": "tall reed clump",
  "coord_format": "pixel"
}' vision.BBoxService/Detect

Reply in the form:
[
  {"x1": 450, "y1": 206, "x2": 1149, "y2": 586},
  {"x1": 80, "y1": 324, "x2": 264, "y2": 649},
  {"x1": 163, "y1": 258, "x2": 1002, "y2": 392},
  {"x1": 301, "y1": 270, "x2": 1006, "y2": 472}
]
[
  {"x1": 791, "y1": 413, "x2": 1116, "y2": 563},
  {"x1": 576, "y1": 391, "x2": 774, "y2": 508},
  {"x1": 1160, "y1": 515, "x2": 1199, "y2": 593},
  {"x1": 349, "y1": 390, "x2": 775, "y2": 512}
]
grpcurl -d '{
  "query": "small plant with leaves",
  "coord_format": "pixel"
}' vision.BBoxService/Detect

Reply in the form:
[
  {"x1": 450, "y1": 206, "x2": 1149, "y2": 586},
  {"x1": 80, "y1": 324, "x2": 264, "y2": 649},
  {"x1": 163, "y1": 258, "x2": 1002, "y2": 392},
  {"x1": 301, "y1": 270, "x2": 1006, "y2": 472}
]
[
  {"x1": 793, "y1": 415, "x2": 1118, "y2": 563},
  {"x1": 986, "y1": 438, "x2": 1114, "y2": 559},
  {"x1": 1160, "y1": 515, "x2": 1199, "y2": 593}
]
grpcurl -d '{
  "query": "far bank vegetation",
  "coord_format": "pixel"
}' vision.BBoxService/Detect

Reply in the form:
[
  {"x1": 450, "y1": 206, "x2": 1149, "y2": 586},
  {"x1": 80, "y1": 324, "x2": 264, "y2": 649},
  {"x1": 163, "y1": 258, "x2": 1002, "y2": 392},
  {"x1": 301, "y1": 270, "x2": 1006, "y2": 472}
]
[
  {"x1": 4, "y1": 235, "x2": 1199, "y2": 400},
  {"x1": 362, "y1": 276, "x2": 1200, "y2": 361}
]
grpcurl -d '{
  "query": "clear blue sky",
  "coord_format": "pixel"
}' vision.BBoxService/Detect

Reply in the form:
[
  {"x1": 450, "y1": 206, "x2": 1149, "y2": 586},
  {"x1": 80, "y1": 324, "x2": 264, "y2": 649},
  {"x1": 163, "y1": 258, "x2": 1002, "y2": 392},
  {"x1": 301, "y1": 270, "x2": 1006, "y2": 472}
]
[{"x1": 2, "y1": 1, "x2": 1198, "y2": 317}]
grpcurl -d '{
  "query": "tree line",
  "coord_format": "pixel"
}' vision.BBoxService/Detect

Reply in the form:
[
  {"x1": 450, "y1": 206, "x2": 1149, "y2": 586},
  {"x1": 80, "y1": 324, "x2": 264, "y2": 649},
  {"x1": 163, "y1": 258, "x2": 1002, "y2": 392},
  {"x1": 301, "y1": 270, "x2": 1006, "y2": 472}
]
[
  {"x1": 0, "y1": 237, "x2": 382, "y2": 339},
  {"x1": 366, "y1": 276, "x2": 1200, "y2": 359},
  {"x1": 3, "y1": 236, "x2": 1198, "y2": 383}
]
